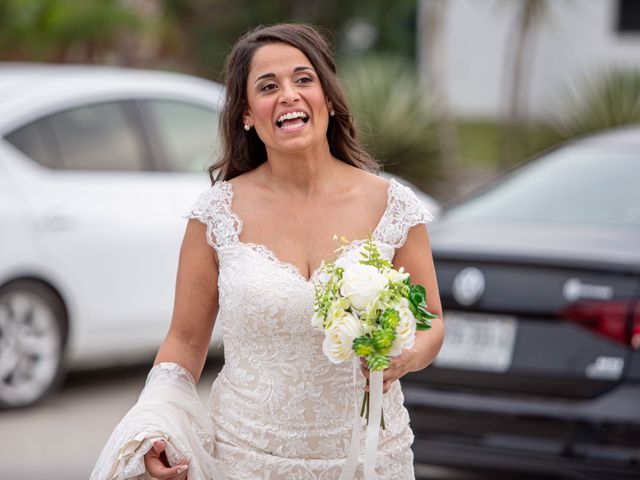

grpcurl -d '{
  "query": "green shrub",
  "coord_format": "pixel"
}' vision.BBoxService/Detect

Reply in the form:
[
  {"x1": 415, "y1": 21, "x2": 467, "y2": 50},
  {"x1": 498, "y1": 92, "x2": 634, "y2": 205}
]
[
  {"x1": 554, "y1": 69, "x2": 640, "y2": 140},
  {"x1": 340, "y1": 55, "x2": 441, "y2": 191}
]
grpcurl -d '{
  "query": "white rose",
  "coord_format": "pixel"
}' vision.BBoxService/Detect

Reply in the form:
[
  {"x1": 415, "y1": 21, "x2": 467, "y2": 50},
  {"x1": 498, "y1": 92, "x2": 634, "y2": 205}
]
[
  {"x1": 385, "y1": 266, "x2": 410, "y2": 284},
  {"x1": 333, "y1": 255, "x2": 351, "y2": 270},
  {"x1": 389, "y1": 298, "x2": 416, "y2": 357},
  {"x1": 322, "y1": 310, "x2": 363, "y2": 364},
  {"x1": 340, "y1": 263, "x2": 388, "y2": 311}
]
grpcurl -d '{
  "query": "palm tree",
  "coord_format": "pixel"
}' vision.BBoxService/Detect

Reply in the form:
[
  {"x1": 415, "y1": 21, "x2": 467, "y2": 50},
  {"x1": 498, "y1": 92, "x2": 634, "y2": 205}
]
[
  {"x1": 553, "y1": 68, "x2": 640, "y2": 140},
  {"x1": 418, "y1": 0, "x2": 459, "y2": 195},
  {"x1": 498, "y1": 0, "x2": 550, "y2": 167},
  {"x1": 341, "y1": 55, "x2": 441, "y2": 193}
]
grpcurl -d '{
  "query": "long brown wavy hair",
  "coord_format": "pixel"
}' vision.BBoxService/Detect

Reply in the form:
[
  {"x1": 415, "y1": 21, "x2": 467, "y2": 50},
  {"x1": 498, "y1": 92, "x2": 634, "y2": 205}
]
[{"x1": 208, "y1": 23, "x2": 379, "y2": 184}]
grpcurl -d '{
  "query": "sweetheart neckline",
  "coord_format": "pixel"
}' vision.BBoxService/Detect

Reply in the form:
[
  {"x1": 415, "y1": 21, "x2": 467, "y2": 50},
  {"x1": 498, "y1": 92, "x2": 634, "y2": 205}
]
[
  {"x1": 219, "y1": 179, "x2": 396, "y2": 282},
  {"x1": 236, "y1": 238, "x2": 371, "y2": 284}
]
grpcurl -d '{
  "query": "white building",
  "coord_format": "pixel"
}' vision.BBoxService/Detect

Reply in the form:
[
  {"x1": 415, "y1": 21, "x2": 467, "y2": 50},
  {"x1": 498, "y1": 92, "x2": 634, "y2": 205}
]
[{"x1": 419, "y1": 0, "x2": 640, "y2": 120}]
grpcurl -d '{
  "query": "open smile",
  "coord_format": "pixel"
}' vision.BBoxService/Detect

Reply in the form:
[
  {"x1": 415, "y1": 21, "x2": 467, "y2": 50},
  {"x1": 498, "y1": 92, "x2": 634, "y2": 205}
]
[{"x1": 275, "y1": 111, "x2": 309, "y2": 130}]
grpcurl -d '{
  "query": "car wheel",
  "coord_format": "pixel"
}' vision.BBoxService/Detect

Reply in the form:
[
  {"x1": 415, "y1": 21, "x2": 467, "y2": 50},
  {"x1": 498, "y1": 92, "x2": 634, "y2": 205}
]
[{"x1": 0, "y1": 280, "x2": 67, "y2": 408}]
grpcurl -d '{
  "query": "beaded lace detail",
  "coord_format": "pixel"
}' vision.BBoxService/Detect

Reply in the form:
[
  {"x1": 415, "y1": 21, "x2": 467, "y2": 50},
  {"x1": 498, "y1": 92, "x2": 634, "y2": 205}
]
[
  {"x1": 187, "y1": 181, "x2": 242, "y2": 249},
  {"x1": 242, "y1": 241, "x2": 312, "y2": 281},
  {"x1": 373, "y1": 179, "x2": 434, "y2": 248},
  {"x1": 145, "y1": 361, "x2": 196, "y2": 387}
]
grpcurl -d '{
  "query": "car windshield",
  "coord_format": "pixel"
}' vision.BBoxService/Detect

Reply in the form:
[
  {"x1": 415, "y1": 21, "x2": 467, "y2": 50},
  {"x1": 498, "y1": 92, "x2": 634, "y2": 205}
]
[{"x1": 446, "y1": 146, "x2": 640, "y2": 228}]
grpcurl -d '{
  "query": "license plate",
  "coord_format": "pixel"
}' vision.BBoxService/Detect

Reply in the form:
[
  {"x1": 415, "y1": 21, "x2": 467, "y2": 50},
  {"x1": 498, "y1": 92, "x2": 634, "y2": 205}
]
[{"x1": 434, "y1": 312, "x2": 517, "y2": 372}]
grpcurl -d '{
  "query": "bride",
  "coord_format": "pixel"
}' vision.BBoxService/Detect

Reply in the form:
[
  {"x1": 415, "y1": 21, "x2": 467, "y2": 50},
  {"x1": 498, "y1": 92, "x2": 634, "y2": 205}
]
[{"x1": 91, "y1": 23, "x2": 443, "y2": 480}]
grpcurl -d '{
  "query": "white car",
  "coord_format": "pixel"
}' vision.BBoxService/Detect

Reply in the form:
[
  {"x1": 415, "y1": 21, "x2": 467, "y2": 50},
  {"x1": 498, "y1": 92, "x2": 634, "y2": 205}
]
[{"x1": 0, "y1": 64, "x2": 440, "y2": 408}]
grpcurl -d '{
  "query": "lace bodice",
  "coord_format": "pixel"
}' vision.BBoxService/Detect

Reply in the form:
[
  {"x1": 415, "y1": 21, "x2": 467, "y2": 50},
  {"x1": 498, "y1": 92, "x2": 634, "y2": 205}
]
[
  {"x1": 190, "y1": 178, "x2": 433, "y2": 247},
  {"x1": 184, "y1": 178, "x2": 431, "y2": 479},
  {"x1": 188, "y1": 179, "x2": 432, "y2": 276}
]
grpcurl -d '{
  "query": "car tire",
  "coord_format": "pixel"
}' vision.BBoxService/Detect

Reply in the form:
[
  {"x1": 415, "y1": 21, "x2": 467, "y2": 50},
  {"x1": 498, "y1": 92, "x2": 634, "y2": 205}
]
[{"x1": 0, "y1": 280, "x2": 67, "y2": 408}]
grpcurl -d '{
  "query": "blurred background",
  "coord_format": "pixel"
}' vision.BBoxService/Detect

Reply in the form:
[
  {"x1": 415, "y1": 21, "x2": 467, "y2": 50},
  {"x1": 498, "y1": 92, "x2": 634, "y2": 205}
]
[
  {"x1": 2, "y1": 0, "x2": 639, "y2": 197},
  {"x1": 1, "y1": 1, "x2": 639, "y2": 479}
]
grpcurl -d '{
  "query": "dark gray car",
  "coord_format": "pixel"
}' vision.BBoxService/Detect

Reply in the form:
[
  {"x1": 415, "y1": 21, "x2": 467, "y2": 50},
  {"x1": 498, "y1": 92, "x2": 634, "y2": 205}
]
[{"x1": 405, "y1": 126, "x2": 640, "y2": 479}]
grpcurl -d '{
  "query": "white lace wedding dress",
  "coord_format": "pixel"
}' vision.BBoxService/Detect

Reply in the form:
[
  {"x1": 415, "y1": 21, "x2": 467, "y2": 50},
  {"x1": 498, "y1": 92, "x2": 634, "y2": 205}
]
[{"x1": 91, "y1": 178, "x2": 432, "y2": 480}]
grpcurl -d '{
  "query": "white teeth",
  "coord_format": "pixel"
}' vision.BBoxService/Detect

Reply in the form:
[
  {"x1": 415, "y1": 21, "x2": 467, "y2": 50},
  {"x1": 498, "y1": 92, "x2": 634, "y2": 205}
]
[
  {"x1": 277, "y1": 111, "x2": 308, "y2": 124},
  {"x1": 281, "y1": 122, "x2": 303, "y2": 130}
]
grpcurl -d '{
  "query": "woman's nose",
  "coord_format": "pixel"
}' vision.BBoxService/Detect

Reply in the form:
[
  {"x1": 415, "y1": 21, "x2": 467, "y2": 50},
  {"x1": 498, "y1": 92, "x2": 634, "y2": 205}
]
[{"x1": 279, "y1": 81, "x2": 300, "y2": 103}]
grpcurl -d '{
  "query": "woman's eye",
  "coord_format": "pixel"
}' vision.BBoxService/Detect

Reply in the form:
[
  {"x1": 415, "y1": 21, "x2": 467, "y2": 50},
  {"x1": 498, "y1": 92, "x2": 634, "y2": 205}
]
[
  {"x1": 260, "y1": 83, "x2": 277, "y2": 92},
  {"x1": 296, "y1": 76, "x2": 313, "y2": 84}
]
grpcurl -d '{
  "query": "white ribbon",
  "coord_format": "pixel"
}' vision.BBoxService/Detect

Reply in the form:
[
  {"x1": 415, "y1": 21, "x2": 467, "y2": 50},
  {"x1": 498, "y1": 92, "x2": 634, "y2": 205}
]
[
  {"x1": 338, "y1": 357, "x2": 362, "y2": 480},
  {"x1": 363, "y1": 370, "x2": 383, "y2": 480},
  {"x1": 339, "y1": 360, "x2": 383, "y2": 480}
]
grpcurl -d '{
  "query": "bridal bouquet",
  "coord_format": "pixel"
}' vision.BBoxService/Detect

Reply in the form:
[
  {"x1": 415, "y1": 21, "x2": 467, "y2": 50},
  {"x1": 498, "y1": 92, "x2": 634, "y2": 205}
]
[{"x1": 311, "y1": 237, "x2": 436, "y2": 426}]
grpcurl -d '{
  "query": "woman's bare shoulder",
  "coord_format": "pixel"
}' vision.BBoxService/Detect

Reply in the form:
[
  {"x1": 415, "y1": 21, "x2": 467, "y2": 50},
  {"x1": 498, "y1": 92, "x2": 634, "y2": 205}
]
[
  {"x1": 226, "y1": 166, "x2": 263, "y2": 190},
  {"x1": 330, "y1": 166, "x2": 390, "y2": 223},
  {"x1": 344, "y1": 167, "x2": 389, "y2": 201},
  {"x1": 227, "y1": 167, "x2": 269, "y2": 194}
]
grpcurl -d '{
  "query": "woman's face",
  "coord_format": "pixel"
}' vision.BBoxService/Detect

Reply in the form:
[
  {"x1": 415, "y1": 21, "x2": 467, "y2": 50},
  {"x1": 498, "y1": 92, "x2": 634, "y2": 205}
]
[{"x1": 244, "y1": 42, "x2": 331, "y2": 156}]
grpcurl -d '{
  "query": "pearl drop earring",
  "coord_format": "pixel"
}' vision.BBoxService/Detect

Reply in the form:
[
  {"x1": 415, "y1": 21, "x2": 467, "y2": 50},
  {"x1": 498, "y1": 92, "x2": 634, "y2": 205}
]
[
  {"x1": 244, "y1": 123, "x2": 251, "y2": 131},
  {"x1": 329, "y1": 110, "x2": 335, "y2": 117}
]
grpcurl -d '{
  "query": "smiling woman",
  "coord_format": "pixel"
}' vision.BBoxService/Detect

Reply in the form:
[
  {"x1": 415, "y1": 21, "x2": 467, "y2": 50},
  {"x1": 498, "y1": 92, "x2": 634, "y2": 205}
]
[
  {"x1": 243, "y1": 43, "x2": 330, "y2": 155},
  {"x1": 211, "y1": 24, "x2": 379, "y2": 181},
  {"x1": 91, "y1": 23, "x2": 443, "y2": 480}
]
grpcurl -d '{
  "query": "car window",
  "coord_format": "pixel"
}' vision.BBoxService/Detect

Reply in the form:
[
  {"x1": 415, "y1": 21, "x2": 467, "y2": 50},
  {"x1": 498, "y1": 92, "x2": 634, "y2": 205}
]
[
  {"x1": 48, "y1": 102, "x2": 146, "y2": 171},
  {"x1": 5, "y1": 118, "x2": 59, "y2": 169},
  {"x1": 145, "y1": 100, "x2": 219, "y2": 173},
  {"x1": 447, "y1": 147, "x2": 640, "y2": 228}
]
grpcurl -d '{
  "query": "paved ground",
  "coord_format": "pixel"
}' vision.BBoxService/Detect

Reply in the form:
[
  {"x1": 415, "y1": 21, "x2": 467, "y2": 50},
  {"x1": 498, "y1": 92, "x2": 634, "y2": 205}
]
[{"x1": 0, "y1": 359, "x2": 552, "y2": 480}]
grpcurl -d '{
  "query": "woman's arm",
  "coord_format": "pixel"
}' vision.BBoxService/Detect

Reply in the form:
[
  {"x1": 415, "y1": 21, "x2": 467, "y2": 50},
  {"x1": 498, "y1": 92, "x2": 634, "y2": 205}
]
[
  {"x1": 362, "y1": 223, "x2": 445, "y2": 393},
  {"x1": 143, "y1": 219, "x2": 219, "y2": 479},
  {"x1": 153, "y1": 218, "x2": 219, "y2": 384}
]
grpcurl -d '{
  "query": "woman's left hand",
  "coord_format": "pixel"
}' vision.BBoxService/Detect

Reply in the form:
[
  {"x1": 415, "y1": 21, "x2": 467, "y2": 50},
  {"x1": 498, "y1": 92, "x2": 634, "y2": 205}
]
[{"x1": 359, "y1": 348, "x2": 417, "y2": 393}]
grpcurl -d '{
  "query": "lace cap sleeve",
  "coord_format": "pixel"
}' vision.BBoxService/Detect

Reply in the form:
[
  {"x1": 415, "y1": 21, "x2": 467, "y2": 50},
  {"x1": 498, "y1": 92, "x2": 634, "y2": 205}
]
[
  {"x1": 184, "y1": 181, "x2": 241, "y2": 249},
  {"x1": 375, "y1": 179, "x2": 434, "y2": 249}
]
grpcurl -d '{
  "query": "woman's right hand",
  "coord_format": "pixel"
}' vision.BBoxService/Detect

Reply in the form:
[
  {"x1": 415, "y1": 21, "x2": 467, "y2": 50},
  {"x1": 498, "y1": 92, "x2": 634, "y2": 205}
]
[{"x1": 144, "y1": 440, "x2": 189, "y2": 479}]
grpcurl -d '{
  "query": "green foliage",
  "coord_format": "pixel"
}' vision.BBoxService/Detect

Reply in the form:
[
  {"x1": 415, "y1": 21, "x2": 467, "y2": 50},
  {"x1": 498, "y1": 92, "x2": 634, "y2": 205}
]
[
  {"x1": 457, "y1": 120, "x2": 500, "y2": 168},
  {"x1": 353, "y1": 336, "x2": 375, "y2": 356},
  {"x1": 384, "y1": 277, "x2": 409, "y2": 306},
  {"x1": 372, "y1": 329, "x2": 395, "y2": 353},
  {"x1": 381, "y1": 309, "x2": 399, "y2": 330},
  {"x1": 313, "y1": 264, "x2": 344, "y2": 323},
  {"x1": 358, "y1": 236, "x2": 392, "y2": 270},
  {"x1": 404, "y1": 278, "x2": 436, "y2": 330},
  {"x1": 340, "y1": 55, "x2": 441, "y2": 188},
  {"x1": 166, "y1": 0, "x2": 418, "y2": 78},
  {"x1": 367, "y1": 352, "x2": 390, "y2": 371},
  {"x1": 0, "y1": 0, "x2": 420, "y2": 75},
  {"x1": 0, "y1": 0, "x2": 144, "y2": 61},
  {"x1": 456, "y1": 119, "x2": 562, "y2": 177},
  {"x1": 553, "y1": 69, "x2": 640, "y2": 140}
]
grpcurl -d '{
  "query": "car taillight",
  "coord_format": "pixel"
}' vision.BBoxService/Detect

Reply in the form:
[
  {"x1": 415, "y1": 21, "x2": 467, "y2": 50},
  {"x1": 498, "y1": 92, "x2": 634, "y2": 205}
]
[
  {"x1": 562, "y1": 300, "x2": 633, "y2": 347},
  {"x1": 632, "y1": 302, "x2": 640, "y2": 350}
]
